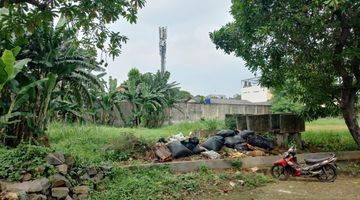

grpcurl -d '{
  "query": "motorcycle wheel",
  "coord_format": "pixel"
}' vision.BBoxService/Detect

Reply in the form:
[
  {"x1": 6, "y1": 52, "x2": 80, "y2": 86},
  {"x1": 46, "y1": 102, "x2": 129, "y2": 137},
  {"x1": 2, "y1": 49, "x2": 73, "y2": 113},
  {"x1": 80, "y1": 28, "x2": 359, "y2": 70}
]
[
  {"x1": 271, "y1": 165, "x2": 289, "y2": 181},
  {"x1": 317, "y1": 164, "x2": 337, "y2": 182}
]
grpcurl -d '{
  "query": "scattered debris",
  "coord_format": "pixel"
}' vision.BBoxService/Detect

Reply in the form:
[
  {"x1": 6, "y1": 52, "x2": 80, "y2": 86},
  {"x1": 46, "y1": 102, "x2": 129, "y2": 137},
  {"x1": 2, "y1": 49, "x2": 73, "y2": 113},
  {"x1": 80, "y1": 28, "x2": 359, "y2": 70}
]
[
  {"x1": 168, "y1": 133, "x2": 186, "y2": 142},
  {"x1": 251, "y1": 167, "x2": 259, "y2": 173},
  {"x1": 154, "y1": 143, "x2": 172, "y2": 162},
  {"x1": 238, "y1": 180, "x2": 245, "y2": 186},
  {"x1": 228, "y1": 152, "x2": 246, "y2": 159},
  {"x1": 248, "y1": 150, "x2": 266, "y2": 157},
  {"x1": 201, "y1": 150, "x2": 221, "y2": 160},
  {"x1": 151, "y1": 129, "x2": 275, "y2": 162}
]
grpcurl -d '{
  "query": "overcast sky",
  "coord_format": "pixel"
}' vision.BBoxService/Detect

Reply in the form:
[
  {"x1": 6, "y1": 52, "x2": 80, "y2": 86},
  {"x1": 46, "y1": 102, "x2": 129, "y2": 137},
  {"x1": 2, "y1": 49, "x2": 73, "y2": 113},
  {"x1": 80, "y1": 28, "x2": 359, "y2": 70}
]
[{"x1": 106, "y1": 0, "x2": 254, "y2": 97}]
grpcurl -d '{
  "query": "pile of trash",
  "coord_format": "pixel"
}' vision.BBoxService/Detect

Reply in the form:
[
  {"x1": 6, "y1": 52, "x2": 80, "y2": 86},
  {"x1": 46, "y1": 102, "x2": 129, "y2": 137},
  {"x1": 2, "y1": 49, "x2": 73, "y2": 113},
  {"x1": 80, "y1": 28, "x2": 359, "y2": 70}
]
[{"x1": 154, "y1": 130, "x2": 275, "y2": 162}]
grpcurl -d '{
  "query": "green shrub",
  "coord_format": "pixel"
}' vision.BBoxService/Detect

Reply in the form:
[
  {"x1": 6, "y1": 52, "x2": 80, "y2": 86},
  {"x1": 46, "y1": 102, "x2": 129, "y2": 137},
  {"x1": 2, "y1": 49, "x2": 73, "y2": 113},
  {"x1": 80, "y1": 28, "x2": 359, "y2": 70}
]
[
  {"x1": 234, "y1": 172, "x2": 272, "y2": 188},
  {"x1": 231, "y1": 159, "x2": 243, "y2": 169},
  {"x1": 201, "y1": 119, "x2": 224, "y2": 131},
  {"x1": 0, "y1": 144, "x2": 53, "y2": 181},
  {"x1": 225, "y1": 115, "x2": 237, "y2": 129},
  {"x1": 302, "y1": 131, "x2": 358, "y2": 152},
  {"x1": 104, "y1": 132, "x2": 151, "y2": 161}
]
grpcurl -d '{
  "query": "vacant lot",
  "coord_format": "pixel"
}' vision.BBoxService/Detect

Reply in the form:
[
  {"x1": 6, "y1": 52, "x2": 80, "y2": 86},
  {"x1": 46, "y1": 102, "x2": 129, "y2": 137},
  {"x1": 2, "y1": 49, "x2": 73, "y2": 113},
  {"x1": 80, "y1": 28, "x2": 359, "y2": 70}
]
[{"x1": 48, "y1": 117, "x2": 358, "y2": 164}]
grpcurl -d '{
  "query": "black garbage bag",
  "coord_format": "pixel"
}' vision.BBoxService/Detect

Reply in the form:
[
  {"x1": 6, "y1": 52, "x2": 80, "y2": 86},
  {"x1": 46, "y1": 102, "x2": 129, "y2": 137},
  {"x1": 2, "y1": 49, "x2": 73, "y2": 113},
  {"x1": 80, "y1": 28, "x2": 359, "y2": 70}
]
[
  {"x1": 234, "y1": 143, "x2": 249, "y2": 151},
  {"x1": 246, "y1": 134, "x2": 274, "y2": 150},
  {"x1": 224, "y1": 135, "x2": 246, "y2": 148},
  {"x1": 216, "y1": 130, "x2": 236, "y2": 138},
  {"x1": 181, "y1": 137, "x2": 200, "y2": 151},
  {"x1": 201, "y1": 136, "x2": 225, "y2": 151},
  {"x1": 167, "y1": 141, "x2": 193, "y2": 158},
  {"x1": 192, "y1": 145, "x2": 206, "y2": 154},
  {"x1": 239, "y1": 130, "x2": 255, "y2": 140}
]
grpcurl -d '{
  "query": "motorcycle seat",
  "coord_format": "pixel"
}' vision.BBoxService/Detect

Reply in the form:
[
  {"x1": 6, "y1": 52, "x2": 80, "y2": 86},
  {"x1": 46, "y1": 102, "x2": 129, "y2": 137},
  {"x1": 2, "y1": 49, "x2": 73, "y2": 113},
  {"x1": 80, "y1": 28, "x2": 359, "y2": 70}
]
[{"x1": 305, "y1": 156, "x2": 332, "y2": 164}]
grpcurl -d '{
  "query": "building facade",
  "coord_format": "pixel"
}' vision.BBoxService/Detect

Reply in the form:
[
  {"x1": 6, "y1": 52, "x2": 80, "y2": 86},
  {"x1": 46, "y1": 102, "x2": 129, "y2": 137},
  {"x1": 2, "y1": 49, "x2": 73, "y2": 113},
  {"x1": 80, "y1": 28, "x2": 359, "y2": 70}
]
[{"x1": 241, "y1": 77, "x2": 272, "y2": 103}]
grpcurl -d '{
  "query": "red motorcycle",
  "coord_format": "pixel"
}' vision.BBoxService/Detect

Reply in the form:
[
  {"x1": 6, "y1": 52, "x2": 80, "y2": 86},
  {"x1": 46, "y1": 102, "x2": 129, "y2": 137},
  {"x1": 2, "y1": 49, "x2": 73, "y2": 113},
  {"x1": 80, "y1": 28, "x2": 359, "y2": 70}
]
[{"x1": 271, "y1": 146, "x2": 337, "y2": 182}]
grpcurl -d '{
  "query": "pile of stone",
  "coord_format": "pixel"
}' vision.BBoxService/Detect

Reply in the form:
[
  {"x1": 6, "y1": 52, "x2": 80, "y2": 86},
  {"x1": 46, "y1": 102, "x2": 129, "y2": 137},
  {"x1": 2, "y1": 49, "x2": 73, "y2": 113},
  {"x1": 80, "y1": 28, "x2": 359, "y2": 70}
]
[{"x1": 0, "y1": 152, "x2": 109, "y2": 200}]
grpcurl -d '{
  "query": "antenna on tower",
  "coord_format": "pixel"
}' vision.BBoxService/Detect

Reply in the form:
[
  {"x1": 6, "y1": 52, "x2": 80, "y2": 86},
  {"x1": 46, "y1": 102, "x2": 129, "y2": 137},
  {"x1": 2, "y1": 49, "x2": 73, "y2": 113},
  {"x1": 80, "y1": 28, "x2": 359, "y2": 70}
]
[{"x1": 159, "y1": 26, "x2": 167, "y2": 74}]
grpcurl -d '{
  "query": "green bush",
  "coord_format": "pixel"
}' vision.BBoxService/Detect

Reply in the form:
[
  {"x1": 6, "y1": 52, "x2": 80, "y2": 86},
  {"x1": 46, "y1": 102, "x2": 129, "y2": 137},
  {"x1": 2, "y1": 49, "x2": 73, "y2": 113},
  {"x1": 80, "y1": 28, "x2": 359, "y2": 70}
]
[
  {"x1": 0, "y1": 144, "x2": 53, "y2": 181},
  {"x1": 225, "y1": 115, "x2": 237, "y2": 130},
  {"x1": 103, "y1": 132, "x2": 151, "y2": 161},
  {"x1": 201, "y1": 119, "x2": 224, "y2": 131},
  {"x1": 302, "y1": 130, "x2": 358, "y2": 152}
]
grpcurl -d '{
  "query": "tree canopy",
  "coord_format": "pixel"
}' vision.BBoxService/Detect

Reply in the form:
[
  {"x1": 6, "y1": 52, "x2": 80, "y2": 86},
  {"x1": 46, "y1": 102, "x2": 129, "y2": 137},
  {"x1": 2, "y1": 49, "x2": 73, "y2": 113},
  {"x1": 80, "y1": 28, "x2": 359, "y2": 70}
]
[
  {"x1": 210, "y1": 0, "x2": 360, "y2": 144},
  {"x1": 1, "y1": 0, "x2": 145, "y2": 58}
]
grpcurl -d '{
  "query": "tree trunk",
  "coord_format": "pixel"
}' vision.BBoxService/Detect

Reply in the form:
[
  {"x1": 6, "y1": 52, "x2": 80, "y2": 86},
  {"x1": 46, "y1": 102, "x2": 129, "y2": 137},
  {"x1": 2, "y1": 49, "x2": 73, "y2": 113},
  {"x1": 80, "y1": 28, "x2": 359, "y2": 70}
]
[{"x1": 341, "y1": 88, "x2": 360, "y2": 145}]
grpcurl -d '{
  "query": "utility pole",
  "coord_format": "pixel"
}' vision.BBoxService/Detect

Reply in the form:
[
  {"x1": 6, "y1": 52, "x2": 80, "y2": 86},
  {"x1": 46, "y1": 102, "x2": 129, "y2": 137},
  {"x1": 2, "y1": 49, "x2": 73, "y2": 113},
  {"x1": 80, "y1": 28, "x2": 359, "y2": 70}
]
[{"x1": 159, "y1": 26, "x2": 167, "y2": 74}]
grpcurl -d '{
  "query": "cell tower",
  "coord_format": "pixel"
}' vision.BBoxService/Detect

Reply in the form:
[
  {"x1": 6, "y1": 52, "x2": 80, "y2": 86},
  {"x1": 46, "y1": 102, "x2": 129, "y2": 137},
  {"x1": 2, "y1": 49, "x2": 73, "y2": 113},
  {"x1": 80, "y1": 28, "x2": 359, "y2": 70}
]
[{"x1": 159, "y1": 27, "x2": 167, "y2": 74}]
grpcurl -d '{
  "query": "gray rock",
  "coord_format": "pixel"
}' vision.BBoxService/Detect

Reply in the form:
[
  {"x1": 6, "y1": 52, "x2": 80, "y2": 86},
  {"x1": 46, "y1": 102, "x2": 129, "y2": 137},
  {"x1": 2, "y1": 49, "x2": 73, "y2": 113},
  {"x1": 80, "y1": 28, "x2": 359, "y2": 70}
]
[
  {"x1": 3, "y1": 192, "x2": 19, "y2": 200},
  {"x1": 1, "y1": 178, "x2": 50, "y2": 193},
  {"x1": 56, "y1": 164, "x2": 68, "y2": 175},
  {"x1": 75, "y1": 194, "x2": 88, "y2": 200},
  {"x1": 3, "y1": 191, "x2": 27, "y2": 200},
  {"x1": 51, "y1": 187, "x2": 69, "y2": 199},
  {"x1": 80, "y1": 174, "x2": 90, "y2": 181},
  {"x1": 50, "y1": 174, "x2": 71, "y2": 187},
  {"x1": 65, "y1": 156, "x2": 76, "y2": 167},
  {"x1": 92, "y1": 172, "x2": 104, "y2": 184},
  {"x1": 36, "y1": 166, "x2": 45, "y2": 175},
  {"x1": 46, "y1": 153, "x2": 65, "y2": 166},
  {"x1": 65, "y1": 195, "x2": 73, "y2": 200},
  {"x1": 28, "y1": 194, "x2": 47, "y2": 200},
  {"x1": 86, "y1": 167, "x2": 97, "y2": 177},
  {"x1": 21, "y1": 173, "x2": 32, "y2": 182},
  {"x1": 73, "y1": 186, "x2": 89, "y2": 195}
]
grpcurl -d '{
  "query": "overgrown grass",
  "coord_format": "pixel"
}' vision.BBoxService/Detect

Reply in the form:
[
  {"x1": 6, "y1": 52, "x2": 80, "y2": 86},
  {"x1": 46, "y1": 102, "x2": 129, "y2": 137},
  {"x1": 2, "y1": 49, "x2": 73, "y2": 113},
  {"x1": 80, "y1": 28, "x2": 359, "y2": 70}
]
[
  {"x1": 48, "y1": 120, "x2": 224, "y2": 165},
  {"x1": 48, "y1": 117, "x2": 360, "y2": 165},
  {"x1": 90, "y1": 166, "x2": 272, "y2": 200},
  {"x1": 302, "y1": 117, "x2": 359, "y2": 152}
]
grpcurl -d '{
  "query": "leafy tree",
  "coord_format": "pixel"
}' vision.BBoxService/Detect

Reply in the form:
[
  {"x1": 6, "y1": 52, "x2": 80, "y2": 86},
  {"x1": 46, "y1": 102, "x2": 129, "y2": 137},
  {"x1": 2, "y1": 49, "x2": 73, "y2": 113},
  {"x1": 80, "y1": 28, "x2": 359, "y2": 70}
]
[
  {"x1": 0, "y1": 0, "x2": 144, "y2": 145},
  {"x1": 178, "y1": 90, "x2": 193, "y2": 102},
  {"x1": 120, "y1": 68, "x2": 180, "y2": 127},
  {"x1": 0, "y1": 0, "x2": 145, "y2": 58},
  {"x1": 211, "y1": 0, "x2": 360, "y2": 145},
  {"x1": 270, "y1": 89, "x2": 304, "y2": 115},
  {"x1": 95, "y1": 76, "x2": 127, "y2": 125}
]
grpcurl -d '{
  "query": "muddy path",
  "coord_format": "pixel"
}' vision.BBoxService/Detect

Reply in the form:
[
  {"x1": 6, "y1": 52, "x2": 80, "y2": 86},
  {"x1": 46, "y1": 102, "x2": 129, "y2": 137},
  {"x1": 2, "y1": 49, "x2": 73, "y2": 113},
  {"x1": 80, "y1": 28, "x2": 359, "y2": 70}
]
[{"x1": 212, "y1": 176, "x2": 360, "y2": 200}]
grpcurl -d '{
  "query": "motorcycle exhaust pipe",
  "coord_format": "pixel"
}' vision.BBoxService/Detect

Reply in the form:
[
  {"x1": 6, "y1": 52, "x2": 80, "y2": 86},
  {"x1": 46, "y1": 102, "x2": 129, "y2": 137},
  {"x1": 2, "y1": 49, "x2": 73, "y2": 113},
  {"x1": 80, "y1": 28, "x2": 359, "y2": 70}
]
[{"x1": 309, "y1": 170, "x2": 322, "y2": 176}]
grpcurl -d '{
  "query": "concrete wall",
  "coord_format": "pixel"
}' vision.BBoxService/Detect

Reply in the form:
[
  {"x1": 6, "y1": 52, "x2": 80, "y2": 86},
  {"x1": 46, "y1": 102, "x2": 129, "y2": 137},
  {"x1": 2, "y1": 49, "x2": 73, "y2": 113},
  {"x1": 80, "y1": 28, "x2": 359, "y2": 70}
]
[
  {"x1": 113, "y1": 102, "x2": 271, "y2": 125},
  {"x1": 167, "y1": 102, "x2": 271, "y2": 124}
]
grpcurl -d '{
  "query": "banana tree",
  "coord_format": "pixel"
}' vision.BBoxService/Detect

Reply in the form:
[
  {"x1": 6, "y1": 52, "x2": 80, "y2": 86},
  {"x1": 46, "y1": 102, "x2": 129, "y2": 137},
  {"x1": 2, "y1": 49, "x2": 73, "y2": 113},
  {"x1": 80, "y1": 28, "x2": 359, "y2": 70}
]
[{"x1": 0, "y1": 49, "x2": 30, "y2": 128}]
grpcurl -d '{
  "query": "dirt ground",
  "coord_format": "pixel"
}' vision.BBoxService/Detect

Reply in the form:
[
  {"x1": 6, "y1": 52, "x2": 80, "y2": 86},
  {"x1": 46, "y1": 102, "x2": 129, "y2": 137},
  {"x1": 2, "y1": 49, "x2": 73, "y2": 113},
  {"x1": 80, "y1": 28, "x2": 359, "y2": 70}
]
[{"x1": 213, "y1": 176, "x2": 360, "y2": 200}]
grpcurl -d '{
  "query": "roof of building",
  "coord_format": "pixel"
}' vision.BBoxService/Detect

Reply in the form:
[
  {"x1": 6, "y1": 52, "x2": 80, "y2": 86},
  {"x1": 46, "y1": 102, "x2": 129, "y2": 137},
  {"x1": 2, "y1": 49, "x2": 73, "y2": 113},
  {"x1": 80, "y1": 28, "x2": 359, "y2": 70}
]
[{"x1": 208, "y1": 98, "x2": 271, "y2": 105}]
